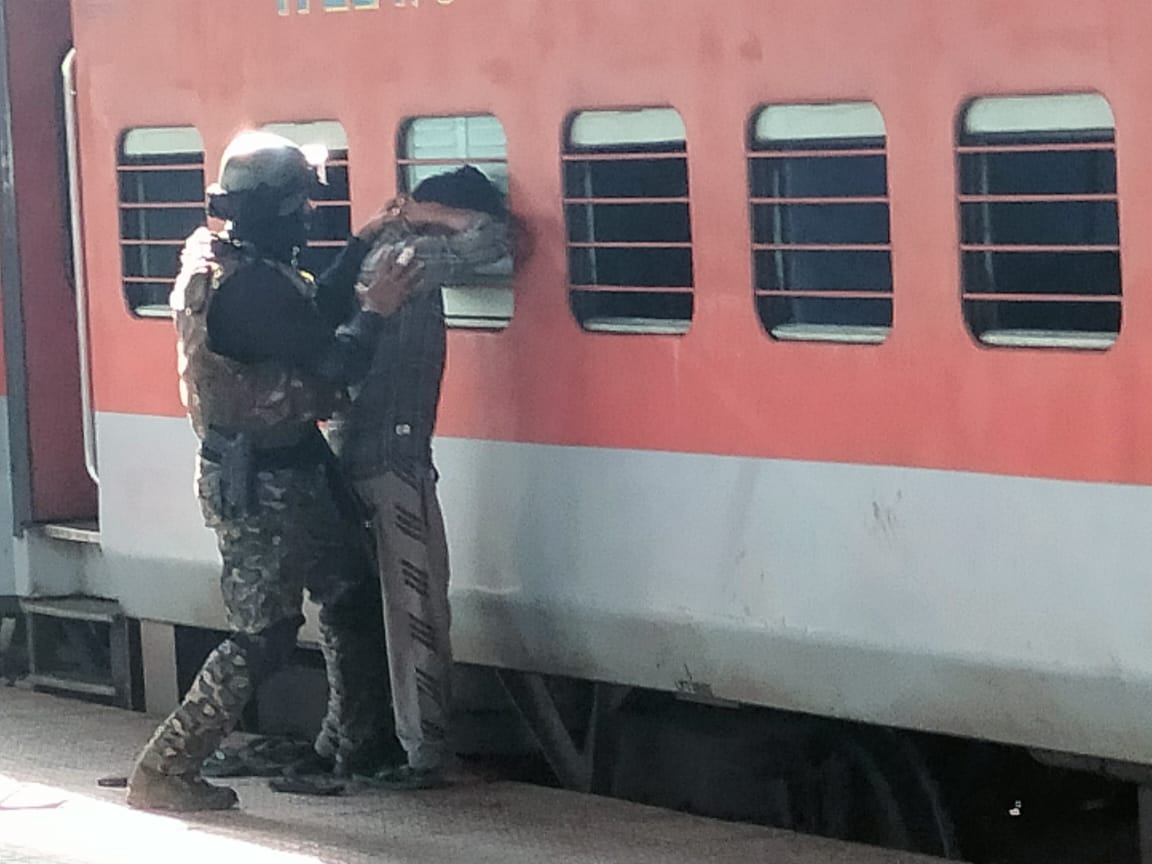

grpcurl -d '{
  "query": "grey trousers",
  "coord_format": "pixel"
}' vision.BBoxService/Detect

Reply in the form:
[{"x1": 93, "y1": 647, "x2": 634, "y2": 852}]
[{"x1": 357, "y1": 468, "x2": 453, "y2": 771}]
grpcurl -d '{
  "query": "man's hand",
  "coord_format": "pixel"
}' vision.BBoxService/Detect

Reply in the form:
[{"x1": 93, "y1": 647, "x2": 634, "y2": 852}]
[
  {"x1": 180, "y1": 226, "x2": 215, "y2": 269},
  {"x1": 357, "y1": 247, "x2": 422, "y2": 317}
]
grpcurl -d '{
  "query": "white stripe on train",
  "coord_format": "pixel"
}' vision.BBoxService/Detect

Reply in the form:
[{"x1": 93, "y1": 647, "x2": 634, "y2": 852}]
[{"x1": 24, "y1": 409, "x2": 1152, "y2": 766}]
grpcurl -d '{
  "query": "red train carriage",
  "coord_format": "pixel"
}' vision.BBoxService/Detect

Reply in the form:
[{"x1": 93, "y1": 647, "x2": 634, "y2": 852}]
[{"x1": 2, "y1": 0, "x2": 1152, "y2": 856}]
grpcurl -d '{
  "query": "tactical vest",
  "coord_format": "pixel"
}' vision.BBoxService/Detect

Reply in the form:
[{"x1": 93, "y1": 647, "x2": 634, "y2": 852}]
[{"x1": 170, "y1": 229, "x2": 332, "y2": 449}]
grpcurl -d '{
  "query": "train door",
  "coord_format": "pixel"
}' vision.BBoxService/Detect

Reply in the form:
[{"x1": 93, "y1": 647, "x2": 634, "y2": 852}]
[{"x1": 0, "y1": 2, "x2": 98, "y2": 536}]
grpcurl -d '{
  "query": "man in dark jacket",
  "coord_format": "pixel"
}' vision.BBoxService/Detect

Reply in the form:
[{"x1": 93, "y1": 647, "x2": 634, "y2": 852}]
[
  {"x1": 127, "y1": 131, "x2": 413, "y2": 811},
  {"x1": 326, "y1": 166, "x2": 512, "y2": 790}
]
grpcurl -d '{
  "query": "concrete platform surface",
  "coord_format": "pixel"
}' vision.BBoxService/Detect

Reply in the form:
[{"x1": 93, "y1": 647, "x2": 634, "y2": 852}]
[{"x1": 0, "y1": 688, "x2": 952, "y2": 864}]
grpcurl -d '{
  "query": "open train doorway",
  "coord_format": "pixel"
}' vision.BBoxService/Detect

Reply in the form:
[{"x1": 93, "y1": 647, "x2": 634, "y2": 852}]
[
  {"x1": 0, "y1": 2, "x2": 97, "y2": 540},
  {"x1": 0, "y1": 0, "x2": 124, "y2": 708}
]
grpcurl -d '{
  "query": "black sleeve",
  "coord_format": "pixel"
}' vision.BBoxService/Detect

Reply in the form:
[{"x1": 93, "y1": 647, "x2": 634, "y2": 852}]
[
  {"x1": 328, "y1": 310, "x2": 385, "y2": 384},
  {"x1": 207, "y1": 260, "x2": 381, "y2": 386},
  {"x1": 313, "y1": 236, "x2": 371, "y2": 329}
]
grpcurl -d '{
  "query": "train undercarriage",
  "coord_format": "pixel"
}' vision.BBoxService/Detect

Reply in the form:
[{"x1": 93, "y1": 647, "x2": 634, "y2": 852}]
[{"x1": 1, "y1": 602, "x2": 1144, "y2": 863}]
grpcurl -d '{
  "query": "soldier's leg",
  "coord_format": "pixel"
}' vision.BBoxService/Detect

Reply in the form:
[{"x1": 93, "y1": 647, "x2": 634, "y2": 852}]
[
  {"x1": 127, "y1": 615, "x2": 301, "y2": 810},
  {"x1": 311, "y1": 571, "x2": 391, "y2": 774},
  {"x1": 128, "y1": 463, "x2": 308, "y2": 811},
  {"x1": 357, "y1": 469, "x2": 453, "y2": 788},
  {"x1": 293, "y1": 464, "x2": 390, "y2": 774}
]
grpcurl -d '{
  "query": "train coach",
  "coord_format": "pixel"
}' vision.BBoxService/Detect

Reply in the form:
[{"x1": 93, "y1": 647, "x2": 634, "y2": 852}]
[{"x1": 1, "y1": 0, "x2": 1151, "y2": 858}]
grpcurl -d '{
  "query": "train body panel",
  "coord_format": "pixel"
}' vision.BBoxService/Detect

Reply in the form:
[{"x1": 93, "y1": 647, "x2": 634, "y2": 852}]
[
  {"x1": 71, "y1": 0, "x2": 1152, "y2": 484},
  {"x1": 0, "y1": 1, "x2": 93, "y2": 599},
  {"x1": 0, "y1": 0, "x2": 1148, "y2": 778},
  {"x1": 95, "y1": 409, "x2": 1152, "y2": 765},
  {"x1": 2, "y1": 0, "x2": 92, "y2": 523}
]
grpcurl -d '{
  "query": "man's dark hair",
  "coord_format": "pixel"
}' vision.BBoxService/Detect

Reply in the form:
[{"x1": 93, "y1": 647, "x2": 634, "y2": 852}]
[{"x1": 412, "y1": 165, "x2": 506, "y2": 219}]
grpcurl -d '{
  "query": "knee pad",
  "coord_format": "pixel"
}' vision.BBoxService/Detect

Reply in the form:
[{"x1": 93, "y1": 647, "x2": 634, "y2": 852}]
[{"x1": 231, "y1": 615, "x2": 303, "y2": 683}]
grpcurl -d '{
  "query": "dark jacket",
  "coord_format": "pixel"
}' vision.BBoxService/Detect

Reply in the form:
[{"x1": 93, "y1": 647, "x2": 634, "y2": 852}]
[{"x1": 326, "y1": 214, "x2": 511, "y2": 476}]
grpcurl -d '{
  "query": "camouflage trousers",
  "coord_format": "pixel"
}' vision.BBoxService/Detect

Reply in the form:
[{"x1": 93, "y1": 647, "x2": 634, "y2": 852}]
[{"x1": 136, "y1": 456, "x2": 388, "y2": 777}]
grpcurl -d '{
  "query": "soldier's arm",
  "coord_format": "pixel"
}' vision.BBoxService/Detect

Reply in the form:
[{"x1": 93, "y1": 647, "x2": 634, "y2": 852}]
[
  {"x1": 313, "y1": 204, "x2": 415, "y2": 327},
  {"x1": 208, "y1": 263, "x2": 368, "y2": 386},
  {"x1": 323, "y1": 248, "x2": 423, "y2": 383},
  {"x1": 312, "y1": 236, "x2": 372, "y2": 329}
]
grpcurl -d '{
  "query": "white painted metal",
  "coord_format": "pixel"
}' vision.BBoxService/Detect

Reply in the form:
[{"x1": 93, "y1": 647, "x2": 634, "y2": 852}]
[
  {"x1": 965, "y1": 92, "x2": 1114, "y2": 134},
  {"x1": 570, "y1": 108, "x2": 686, "y2": 146},
  {"x1": 121, "y1": 126, "x2": 203, "y2": 157},
  {"x1": 139, "y1": 620, "x2": 179, "y2": 715},
  {"x1": 94, "y1": 410, "x2": 1152, "y2": 766},
  {"x1": 754, "y1": 101, "x2": 886, "y2": 141},
  {"x1": 40, "y1": 521, "x2": 100, "y2": 544},
  {"x1": 0, "y1": 399, "x2": 99, "y2": 600},
  {"x1": 13, "y1": 528, "x2": 102, "y2": 598}
]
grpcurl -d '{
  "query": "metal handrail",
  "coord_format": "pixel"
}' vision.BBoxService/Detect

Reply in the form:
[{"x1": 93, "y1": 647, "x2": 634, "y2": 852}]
[{"x1": 62, "y1": 49, "x2": 98, "y2": 485}]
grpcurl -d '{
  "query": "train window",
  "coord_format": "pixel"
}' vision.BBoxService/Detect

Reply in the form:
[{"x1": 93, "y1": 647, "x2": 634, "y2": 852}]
[
  {"x1": 747, "y1": 102, "x2": 892, "y2": 344},
  {"x1": 262, "y1": 121, "x2": 351, "y2": 278},
  {"x1": 958, "y1": 93, "x2": 1120, "y2": 350},
  {"x1": 117, "y1": 126, "x2": 206, "y2": 318},
  {"x1": 563, "y1": 108, "x2": 693, "y2": 334},
  {"x1": 399, "y1": 115, "x2": 513, "y2": 330}
]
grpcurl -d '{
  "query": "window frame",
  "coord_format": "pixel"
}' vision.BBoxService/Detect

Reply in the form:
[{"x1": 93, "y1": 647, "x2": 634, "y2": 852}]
[
  {"x1": 562, "y1": 106, "x2": 695, "y2": 336},
  {"x1": 956, "y1": 92, "x2": 1122, "y2": 351},
  {"x1": 746, "y1": 101, "x2": 894, "y2": 345},
  {"x1": 117, "y1": 126, "x2": 206, "y2": 319},
  {"x1": 397, "y1": 113, "x2": 514, "y2": 331}
]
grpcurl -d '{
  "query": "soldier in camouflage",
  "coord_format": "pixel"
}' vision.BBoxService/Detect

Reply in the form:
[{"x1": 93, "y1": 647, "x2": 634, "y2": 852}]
[{"x1": 126, "y1": 131, "x2": 416, "y2": 812}]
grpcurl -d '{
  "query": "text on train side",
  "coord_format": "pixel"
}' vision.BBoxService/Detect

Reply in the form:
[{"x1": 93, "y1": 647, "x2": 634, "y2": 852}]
[{"x1": 278, "y1": 0, "x2": 454, "y2": 14}]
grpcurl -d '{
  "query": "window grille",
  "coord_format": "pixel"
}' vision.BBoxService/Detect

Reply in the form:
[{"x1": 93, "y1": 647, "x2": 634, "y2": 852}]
[
  {"x1": 117, "y1": 127, "x2": 205, "y2": 318},
  {"x1": 563, "y1": 108, "x2": 693, "y2": 335},
  {"x1": 399, "y1": 115, "x2": 512, "y2": 329},
  {"x1": 958, "y1": 93, "x2": 1121, "y2": 350},
  {"x1": 748, "y1": 102, "x2": 892, "y2": 344}
]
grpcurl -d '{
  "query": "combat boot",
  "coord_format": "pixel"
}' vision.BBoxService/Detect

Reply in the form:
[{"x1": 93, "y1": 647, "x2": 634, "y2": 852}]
[
  {"x1": 129, "y1": 636, "x2": 254, "y2": 810},
  {"x1": 126, "y1": 763, "x2": 238, "y2": 811}
]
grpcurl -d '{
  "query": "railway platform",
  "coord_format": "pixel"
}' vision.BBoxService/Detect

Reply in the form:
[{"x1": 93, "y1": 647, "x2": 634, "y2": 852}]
[{"x1": 0, "y1": 687, "x2": 954, "y2": 864}]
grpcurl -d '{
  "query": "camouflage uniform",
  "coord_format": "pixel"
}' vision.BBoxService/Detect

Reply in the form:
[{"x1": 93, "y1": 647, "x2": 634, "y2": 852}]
[{"x1": 129, "y1": 230, "x2": 387, "y2": 807}]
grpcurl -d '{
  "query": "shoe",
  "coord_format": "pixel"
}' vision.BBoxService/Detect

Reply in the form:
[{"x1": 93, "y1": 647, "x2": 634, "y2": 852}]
[
  {"x1": 268, "y1": 752, "x2": 345, "y2": 796},
  {"x1": 126, "y1": 764, "x2": 239, "y2": 811},
  {"x1": 334, "y1": 746, "x2": 392, "y2": 780},
  {"x1": 284, "y1": 748, "x2": 367, "y2": 780},
  {"x1": 283, "y1": 751, "x2": 336, "y2": 777},
  {"x1": 268, "y1": 774, "x2": 345, "y2": 796},
  {"x1": 203, "y1": 737, "x2": 315, "y2": 778},
  {"x1": 360, "y1": 764, "x2": 447, "y2": 791}
]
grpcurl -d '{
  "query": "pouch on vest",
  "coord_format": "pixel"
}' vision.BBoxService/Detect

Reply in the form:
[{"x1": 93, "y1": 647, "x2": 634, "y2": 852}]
[{"x1": 202, "y1": 428, "x2": 254, "y2": 518}]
